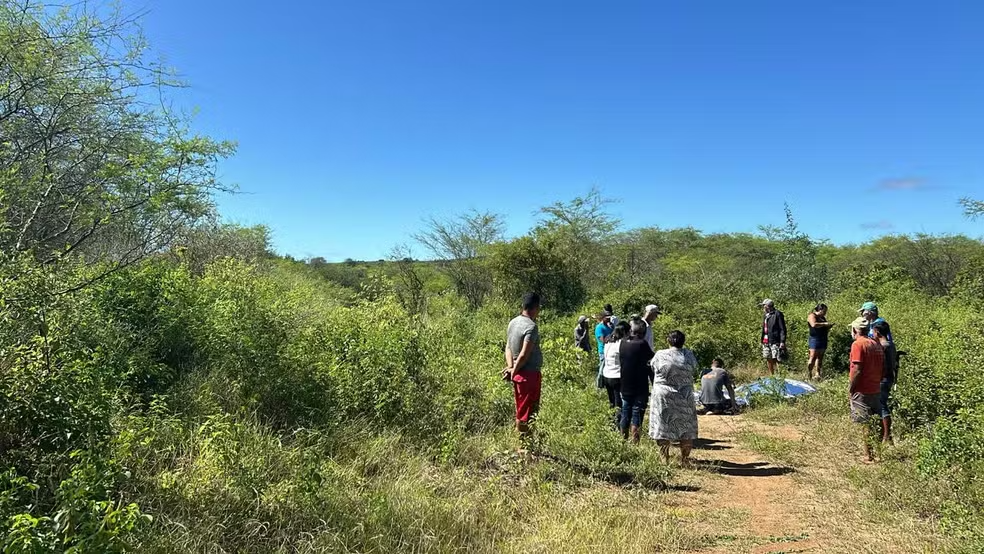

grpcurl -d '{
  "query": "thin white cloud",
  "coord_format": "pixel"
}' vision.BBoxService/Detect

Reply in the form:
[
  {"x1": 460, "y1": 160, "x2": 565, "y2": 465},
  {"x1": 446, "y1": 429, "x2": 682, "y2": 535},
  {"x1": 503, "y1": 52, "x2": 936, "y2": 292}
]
[
  {"x1": 874, "y1": 177, "x2": 929, "y2": 191},
  {"x1": 860, "y1": 220, "x2": 895, "y2": 230}
]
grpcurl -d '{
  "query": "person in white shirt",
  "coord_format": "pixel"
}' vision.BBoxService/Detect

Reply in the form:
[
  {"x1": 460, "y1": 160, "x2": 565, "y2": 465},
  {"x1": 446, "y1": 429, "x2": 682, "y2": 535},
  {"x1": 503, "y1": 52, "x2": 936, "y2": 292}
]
[{"x1": 602, "y1": 321, "x2": 630, "y2": 427}]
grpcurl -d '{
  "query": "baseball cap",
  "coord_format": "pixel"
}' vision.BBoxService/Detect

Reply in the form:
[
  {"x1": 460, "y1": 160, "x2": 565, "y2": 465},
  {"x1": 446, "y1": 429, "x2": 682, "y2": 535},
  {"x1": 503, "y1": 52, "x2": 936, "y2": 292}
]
[
  {"x1": 858, "y1": 301, "x2": 878, "y2": 313},
  {"x1": 851, "y1": 316, "x2": 870, "y2": 333},
  {"x1": 577, "y1": 315, "x2": 588, "y2": 324},
  {"x1": 760, "y1": 299, "x2": 775, "y2": 307},
  {"x1": 644, "y1": 304, "x2": 661, "y2": 314}
]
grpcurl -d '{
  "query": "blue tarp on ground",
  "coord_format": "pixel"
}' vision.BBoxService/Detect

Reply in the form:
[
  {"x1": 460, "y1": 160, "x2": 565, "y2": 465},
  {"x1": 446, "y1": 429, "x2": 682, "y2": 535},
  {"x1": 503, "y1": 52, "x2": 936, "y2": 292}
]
[{"x1": 694, "y1": 377, "x2": 818, "y2": 407}]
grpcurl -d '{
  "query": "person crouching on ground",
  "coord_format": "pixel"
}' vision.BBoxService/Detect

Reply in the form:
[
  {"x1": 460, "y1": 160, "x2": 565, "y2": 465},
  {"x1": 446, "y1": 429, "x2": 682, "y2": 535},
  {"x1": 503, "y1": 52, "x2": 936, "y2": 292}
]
[
  {"x1": 617, "y1": 319, "x2": 655, "y2": 443},
  {"x1": 504, "y1": 293, "x2": 543, "y2": 442},
  {"x1": 872, "y1": 320, "x2": 898, "y2": 445},
  {"x1": 650, "y1": 330, "x2": 700, "y2": 467},
  {"x1": 602, "y1": 321, "x2": 631, "y2": 427},
  {"x1": 849, "y1": 316, "x2": 885, "y2": 464},
  {"x1": 698, "y1": 358, "x2": 739, "y2": 415}
]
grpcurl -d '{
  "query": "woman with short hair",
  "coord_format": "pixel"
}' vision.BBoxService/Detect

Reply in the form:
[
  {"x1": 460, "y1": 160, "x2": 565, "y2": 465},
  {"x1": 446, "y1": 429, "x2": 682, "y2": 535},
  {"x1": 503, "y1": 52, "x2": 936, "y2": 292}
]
[
  {"x1": 602, "y1": 321, "x2": 631, "y2": 425},
  {"x1": 649, "y1": 330, "x2": 700, "y2": 467}
]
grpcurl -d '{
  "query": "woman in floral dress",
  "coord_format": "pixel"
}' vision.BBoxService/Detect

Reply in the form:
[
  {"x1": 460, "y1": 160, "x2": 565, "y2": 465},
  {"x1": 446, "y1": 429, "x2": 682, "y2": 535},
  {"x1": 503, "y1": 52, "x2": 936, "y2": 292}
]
[{"x1": 649, "y1": 330, "x2": 699, "y2": 467}]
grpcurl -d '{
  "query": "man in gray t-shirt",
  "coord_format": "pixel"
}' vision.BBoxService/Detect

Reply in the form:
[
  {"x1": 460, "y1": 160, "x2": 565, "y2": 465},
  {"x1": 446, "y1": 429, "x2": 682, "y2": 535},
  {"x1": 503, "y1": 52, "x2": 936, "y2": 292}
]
[
  {"x1": 504, "y1": 293, "x2": 543, "y2": 439},
  {"x1": 507, "y1": 316, "x2": 542, "y2": 373},
  {"x1": 699, "y1": 359, "x2": 738, "y2": 414}
]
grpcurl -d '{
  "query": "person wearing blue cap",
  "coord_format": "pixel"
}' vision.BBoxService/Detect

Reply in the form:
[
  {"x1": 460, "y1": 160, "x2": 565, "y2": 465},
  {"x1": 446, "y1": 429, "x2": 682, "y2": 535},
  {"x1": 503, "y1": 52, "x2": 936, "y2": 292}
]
[{"x1": 860, "y1": 302, "x2": 893, "y2": 344}]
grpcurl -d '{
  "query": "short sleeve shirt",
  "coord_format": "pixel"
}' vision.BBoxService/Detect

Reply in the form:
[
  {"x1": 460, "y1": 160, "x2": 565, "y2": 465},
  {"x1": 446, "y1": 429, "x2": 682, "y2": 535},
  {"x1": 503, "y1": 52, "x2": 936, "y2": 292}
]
[
  {"x1": 700, "y1": 368, "x2": 733, "y2": 406},
  {"x1": 850, "y1": 336, "x2": 884, "y2": 395},
  {"x1": 867, "y1": 317, "x2": 894, "y2": 344},
  {"x1": 595, "y1": 323, "x2": 612, "y2": 355},
  {"x1": 506, "y1": 315, "x2": 542, "y2": 373},
  {"x1": 603, "y1": 341, "x2": 621, "y2": 378}
]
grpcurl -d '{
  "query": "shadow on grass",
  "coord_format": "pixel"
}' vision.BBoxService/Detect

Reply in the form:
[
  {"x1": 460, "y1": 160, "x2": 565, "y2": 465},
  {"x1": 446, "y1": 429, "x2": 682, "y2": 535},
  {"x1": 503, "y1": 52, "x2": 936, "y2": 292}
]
[
  {"x1": 666, "y1": 484, "x2": 702, "y2": 492},
  {"x1": 694, "y1": 438, "x2": 733, "y2": 451},
  {"x1": 533, "y1": 451, "x2": 688, "y2": 491},
  {"x1": 694, "y1": 459, "x2": 795, "y2": 478}
]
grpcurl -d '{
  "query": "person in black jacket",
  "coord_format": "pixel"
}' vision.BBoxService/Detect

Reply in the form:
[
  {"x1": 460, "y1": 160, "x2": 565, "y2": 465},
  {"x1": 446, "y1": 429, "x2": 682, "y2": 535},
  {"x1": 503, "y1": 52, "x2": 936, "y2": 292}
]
[
  {"x1": 760, "y1": 298, "x2": 787, "y2": 375},
  {"x1": 618, "y1": 320, "x2": 655, "y2": 443}
]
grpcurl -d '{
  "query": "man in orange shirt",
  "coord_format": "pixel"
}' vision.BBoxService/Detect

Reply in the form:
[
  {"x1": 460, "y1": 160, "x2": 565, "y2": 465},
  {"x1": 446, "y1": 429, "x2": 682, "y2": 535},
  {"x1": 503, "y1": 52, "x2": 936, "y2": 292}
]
[{"x1": 849, "y1": 317, "x2": 885, "y2": 463}]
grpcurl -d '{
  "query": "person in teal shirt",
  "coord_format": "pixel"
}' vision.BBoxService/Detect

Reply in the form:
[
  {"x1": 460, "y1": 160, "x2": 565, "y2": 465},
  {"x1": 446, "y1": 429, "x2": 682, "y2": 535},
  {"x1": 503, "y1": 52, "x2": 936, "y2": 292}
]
[
  {"x1": 595, "y1": 311, "x2": 613, "y2": 387},
  {"x1": 860, "y1": 301, "x2": 894, "y2": 344}
]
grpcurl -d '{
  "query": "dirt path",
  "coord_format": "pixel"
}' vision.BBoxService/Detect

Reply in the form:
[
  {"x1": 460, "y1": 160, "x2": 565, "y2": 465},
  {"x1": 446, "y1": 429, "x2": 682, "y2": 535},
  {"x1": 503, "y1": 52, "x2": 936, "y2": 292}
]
[
  {"x1": 665, "y1": 414, "x2": 818, "y2": 553},
  {"x1": 660, "y1": 413, "x2": 949, "y2": 554}
]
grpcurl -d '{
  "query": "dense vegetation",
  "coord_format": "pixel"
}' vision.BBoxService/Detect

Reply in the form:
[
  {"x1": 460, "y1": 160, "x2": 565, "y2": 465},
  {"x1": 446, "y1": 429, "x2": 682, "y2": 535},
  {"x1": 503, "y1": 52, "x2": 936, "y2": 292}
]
[{"x1": 2, "y1": 3, "x2": 983, "y2": 552}]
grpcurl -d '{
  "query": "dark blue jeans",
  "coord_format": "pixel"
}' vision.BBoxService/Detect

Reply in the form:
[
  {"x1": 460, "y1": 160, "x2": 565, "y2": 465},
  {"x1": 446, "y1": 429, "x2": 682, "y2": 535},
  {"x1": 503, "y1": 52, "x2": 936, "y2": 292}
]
[
  {"x1": 619, "y1": 393, "x2": 648, "y2": 435},
  {"x1": 879, "y1": 378, "x2": 894, "y2": 418}
]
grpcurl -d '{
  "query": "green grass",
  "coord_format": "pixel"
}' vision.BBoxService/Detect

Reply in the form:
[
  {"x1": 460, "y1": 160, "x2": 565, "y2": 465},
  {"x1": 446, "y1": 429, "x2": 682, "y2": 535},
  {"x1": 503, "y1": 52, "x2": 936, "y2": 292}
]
[
  {"x1": 736, "y1": 376, "x2": 983, "y2": 553},
  {"x1": 121, "y1": 418, "x2": 710, "y2": 553},
  {"x1": 736, "y1": 430, "x2": 801, "y2": 466}
]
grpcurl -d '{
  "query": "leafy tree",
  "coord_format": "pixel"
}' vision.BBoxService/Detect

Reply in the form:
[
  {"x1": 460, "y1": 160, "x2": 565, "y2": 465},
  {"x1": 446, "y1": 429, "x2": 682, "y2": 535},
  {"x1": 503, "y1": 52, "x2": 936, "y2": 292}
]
[
  {"x1": 0, "y1": 1, "x2": 234, "y2": 288},
  {"x1": 951, "y1": 253, "x2": 984, "y2": 306},
  {"x1": 533, "y1": 186, "x2": 619, "y2": 294},
  {"x1": 413, "y1": 210, "x2": 503, "y2": 307},
  {"x1": 388, "y1": 244, "x2": 426, "y2": 315},
  {"x1": 308, "y1": 258, "x2": 368, "y2": 290},
  {"x1": 759, "y1": 205, "x2": 828, "y2": 303},
  {"x1": 175, "y1": 222, "x2": 271, "y2": 273},
  {"x1": 486, "y1": 236, "x2": 585, "y2": 312},
  {"x1": 960, "y1": 197, "x2": 984, "y2": 219},
  {"x1": 536, "y1": 186, "x2": 620, "y2": 245},
  {"x1": 846, "y1": 235, "x2": 982, "y2": 297}
]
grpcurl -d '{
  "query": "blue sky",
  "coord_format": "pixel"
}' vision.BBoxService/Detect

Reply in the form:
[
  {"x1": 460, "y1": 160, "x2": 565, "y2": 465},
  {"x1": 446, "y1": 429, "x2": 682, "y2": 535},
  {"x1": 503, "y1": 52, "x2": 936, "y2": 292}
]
[{"x1": 134, "y1": 0, "x2": 983, "y2": 260}]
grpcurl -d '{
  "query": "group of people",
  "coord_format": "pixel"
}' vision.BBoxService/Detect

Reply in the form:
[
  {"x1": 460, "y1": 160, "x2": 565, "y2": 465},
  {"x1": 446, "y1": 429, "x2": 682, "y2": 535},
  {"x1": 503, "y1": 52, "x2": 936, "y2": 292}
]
[
  {"x1": 504, "y1": 293, "x2": 900, "y2": 466},
  {"x1": 848, "y1": 304, "x2": 899, "y2": 461},
  {"x1": 761, "y1": 298, "x2": 899, "y2": 459},
  {"x1": 522, "y1": 299, "x2": 701, "y2": 465}
]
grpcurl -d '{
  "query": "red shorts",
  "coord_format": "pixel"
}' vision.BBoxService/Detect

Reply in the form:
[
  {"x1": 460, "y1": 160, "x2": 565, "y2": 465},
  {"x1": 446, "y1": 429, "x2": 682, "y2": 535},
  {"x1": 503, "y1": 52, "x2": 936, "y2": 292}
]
[{"x1": 512, "y1": 370, "x2": 542, "y2": 423}]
